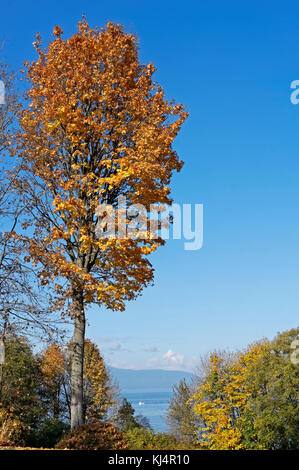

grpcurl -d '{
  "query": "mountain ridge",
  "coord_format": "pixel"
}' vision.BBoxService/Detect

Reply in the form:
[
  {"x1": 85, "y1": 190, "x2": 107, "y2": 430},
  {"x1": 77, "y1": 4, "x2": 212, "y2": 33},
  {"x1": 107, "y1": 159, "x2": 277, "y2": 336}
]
[{"x1": 109, "y1": 366, "x2": 195, "y2": 391}]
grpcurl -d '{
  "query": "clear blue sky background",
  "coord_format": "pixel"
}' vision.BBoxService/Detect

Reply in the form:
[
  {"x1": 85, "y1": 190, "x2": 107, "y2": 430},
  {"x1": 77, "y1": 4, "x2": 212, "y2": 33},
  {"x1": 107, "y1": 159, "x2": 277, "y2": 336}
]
[{"x1": 1, "y1": 0, "x2": 299, "y2": 371}]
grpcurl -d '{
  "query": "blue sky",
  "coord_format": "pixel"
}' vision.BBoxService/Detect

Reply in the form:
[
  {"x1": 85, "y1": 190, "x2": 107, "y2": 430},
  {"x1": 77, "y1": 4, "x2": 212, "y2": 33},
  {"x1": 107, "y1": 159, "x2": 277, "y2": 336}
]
[{"x1": 1, "y1": 0, "x2": 299, "y2": 371}]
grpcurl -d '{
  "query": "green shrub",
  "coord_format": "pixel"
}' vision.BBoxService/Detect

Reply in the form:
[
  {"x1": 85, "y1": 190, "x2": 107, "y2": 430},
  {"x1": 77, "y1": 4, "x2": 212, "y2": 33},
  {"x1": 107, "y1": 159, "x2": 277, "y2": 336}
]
[
  {"x1": 30, "y1": 418, "x2": 69, "y2": 448},
  {"x1": 125, "y1": 426, "x2": 195, "y2": 450},
  {"x1": 55, "y1": 420, "x2": 128, "y2": 450}
]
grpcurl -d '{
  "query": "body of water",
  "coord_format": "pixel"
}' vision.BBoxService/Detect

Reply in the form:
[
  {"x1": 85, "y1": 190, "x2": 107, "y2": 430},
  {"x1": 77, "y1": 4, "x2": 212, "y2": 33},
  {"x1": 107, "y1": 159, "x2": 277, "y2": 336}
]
[{"x1": 121, "y1": 389, "x2": 172, "y2": 433}]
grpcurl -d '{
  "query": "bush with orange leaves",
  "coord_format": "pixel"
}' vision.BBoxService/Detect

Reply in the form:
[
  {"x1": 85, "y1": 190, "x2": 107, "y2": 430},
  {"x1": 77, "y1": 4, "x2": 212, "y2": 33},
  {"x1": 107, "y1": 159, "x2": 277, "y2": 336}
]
[
  {"x1": 0, "y1": 407, "x2": 30, "y2": 447},
  {"x1": 55, "y1": 420, "x2": 128, "y2": 450}
]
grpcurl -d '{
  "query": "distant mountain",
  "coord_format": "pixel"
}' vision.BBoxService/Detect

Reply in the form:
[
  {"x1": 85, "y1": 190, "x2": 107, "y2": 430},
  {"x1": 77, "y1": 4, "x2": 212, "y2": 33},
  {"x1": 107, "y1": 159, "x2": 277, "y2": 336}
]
[{"x1": 109, "y1": 367, "x2": 195, "y2": 391}]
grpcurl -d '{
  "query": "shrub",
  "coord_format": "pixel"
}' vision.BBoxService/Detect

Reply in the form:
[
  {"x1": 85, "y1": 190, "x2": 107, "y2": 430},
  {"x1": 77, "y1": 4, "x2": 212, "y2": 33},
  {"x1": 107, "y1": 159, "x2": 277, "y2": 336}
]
[
  {"x1": 0, "y1": 407, "x2": 30, "y2": 447},
  {"x1": 55, "y1": 420, "x2": 128, "y2": 450},
  {"x1": 125, "y1": 426, "x2": 195, "y2": 450},
  {"x1": 29, "y1": 418, "x2": 70, "y2": 448}
]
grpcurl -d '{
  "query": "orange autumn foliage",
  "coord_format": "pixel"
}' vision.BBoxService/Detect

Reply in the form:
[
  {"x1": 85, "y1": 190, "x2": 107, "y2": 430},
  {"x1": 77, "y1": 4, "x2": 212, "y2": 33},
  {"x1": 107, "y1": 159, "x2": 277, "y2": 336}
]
[
  {"x1": 15, "y1": 19, "x2": 188, "y2": 311},
  {"x1": 40, "y1": 344, "x2": 65, "y2": 385},
  {"x1": 40, "y1": 344, "x2": 66, "y2": 419},
  {"x1": 55, "y1": 420, "x2": 128, "y2": 450}
]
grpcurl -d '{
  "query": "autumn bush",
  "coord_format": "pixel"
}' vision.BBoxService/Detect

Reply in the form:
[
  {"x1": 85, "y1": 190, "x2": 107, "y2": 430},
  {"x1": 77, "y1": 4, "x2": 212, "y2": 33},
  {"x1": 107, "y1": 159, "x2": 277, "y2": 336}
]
[
  {"x1": 125, "y1": 427, "x2": 196, "y2": 450},
  {"x1": 190, "y1": 328, "x2": 299, "y2": 450},
  {"x1": 55, "y1": 420, "x2": 128, "y2": 450},
  {"x1": 0, "y1": 407, "x2": 30, "y2": 447}
]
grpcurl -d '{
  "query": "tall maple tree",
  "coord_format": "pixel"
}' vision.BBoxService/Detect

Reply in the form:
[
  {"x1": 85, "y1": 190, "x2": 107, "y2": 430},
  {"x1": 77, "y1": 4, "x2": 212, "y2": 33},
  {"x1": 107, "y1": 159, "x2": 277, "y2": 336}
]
[{"x1": 15, "y1": 19, "x2": 187, "y2": 429}]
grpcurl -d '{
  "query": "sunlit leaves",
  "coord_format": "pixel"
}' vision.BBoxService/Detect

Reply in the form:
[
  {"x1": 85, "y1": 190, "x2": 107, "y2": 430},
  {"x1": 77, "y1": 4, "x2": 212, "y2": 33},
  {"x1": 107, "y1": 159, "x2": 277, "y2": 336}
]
[{"x1": 15, "y1": 19, "x2": 188, "y2": 311}]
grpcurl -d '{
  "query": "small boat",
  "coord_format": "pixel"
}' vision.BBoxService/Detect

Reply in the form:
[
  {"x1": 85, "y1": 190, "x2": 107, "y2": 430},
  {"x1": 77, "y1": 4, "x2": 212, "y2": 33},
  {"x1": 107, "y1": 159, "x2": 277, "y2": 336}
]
[{"x1": 138, "y1": 401, "x2": 144, "y2": 406}]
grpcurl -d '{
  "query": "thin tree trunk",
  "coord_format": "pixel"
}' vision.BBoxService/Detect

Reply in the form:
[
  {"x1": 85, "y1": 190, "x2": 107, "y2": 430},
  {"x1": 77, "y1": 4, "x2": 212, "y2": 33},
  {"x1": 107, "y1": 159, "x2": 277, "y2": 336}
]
[
  {"x1": 0, "y1": 363, "x2": 3, "y2": 400},
  {"x1": 70, "y1": 286, "x2": 85, "y2": 430},
  {"x1": 0, "y1": 323, "x2": 7, "y2": 400}
]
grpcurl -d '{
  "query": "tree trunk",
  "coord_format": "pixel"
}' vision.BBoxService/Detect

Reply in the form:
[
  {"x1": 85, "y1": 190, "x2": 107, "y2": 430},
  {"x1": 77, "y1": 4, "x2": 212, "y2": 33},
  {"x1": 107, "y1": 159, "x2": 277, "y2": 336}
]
[
  {"x1": 70, "y1": 286, "x2": 85, "y2": 430},
  {"x1": 0, "y1": 329, "x2": 6, "y2": 400}
]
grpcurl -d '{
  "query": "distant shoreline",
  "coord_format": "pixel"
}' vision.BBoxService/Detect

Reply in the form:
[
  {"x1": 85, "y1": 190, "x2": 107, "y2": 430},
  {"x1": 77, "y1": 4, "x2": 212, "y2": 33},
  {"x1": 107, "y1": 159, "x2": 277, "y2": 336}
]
[{"x1": 109, "y1": 366, "x2": 195, "y2": 391}]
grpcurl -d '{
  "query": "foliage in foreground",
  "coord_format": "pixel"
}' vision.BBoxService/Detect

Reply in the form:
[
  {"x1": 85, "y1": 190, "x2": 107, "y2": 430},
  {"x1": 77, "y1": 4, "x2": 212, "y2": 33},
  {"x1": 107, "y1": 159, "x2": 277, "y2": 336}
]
[
  {"x1": 167, "y1": 377, "x2": 199, "y2": 446},
  {"x1": 125, "y1": 426, "x2": 197, "y2": 450},
  {"x1": 0, "y1": 336, "x2": 44, "y2": 428},
  {"x1": 0, "y1": 326, "x2": 298, "y2": 450},
  {"x1": 0, "y1": 407, "x2": 30, "y2": 447},
  {"x1": 115, "y1": 397, "x2": 197, "y2": 450},
  {"x1": 243, "y1": 328, "x2": 299, "y2": 449},
  {"x1": 40, "y1": 339, "x2": 119, "y2": 424},
  {"x1": 29, "y1": 418, "x2": 69, "y2": 449},
  {"x1": 191, "y1": 328, "x2": 299, "y2": 450},
  {"x1": 116, "y1": 398, "x2": 150, "y2": 432},
  {"x1": 55, "y1": 420, "x2": 128, "y2": 450},
  {"x1": 0, "y1": 335, "x2": 119, "y2": 448}
]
